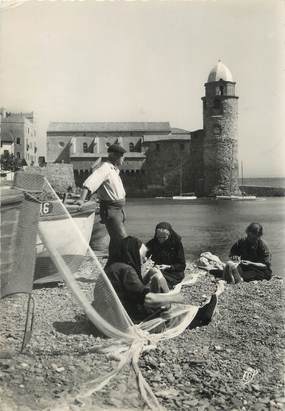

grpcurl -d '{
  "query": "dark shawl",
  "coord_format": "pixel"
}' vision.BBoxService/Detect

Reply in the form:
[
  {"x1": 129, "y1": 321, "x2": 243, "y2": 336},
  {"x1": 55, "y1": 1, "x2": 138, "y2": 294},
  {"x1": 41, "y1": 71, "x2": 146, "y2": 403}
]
[
  {"x1": 119, "y1": 236, "x2": 143, "y2": 279},
  {"x1": 146, "y1": 222, "x2": 186, "y2": 287}
]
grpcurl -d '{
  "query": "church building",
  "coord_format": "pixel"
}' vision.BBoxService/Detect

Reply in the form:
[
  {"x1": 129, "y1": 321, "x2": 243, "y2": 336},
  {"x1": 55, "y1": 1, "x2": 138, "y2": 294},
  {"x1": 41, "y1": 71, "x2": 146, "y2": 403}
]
[{"x1": 46, "y1": 61, "x2": 240, "y2": 197}]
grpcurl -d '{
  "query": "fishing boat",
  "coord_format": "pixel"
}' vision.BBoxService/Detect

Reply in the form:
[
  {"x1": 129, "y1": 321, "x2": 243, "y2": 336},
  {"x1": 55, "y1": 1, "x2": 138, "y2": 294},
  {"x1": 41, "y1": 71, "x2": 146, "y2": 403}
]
[
  {"x1": 34, "y1": 200, "x2": 97, "y2": 284},
  {"x1": 173, "y1": 193, "x2": 197, "y2": 200}
]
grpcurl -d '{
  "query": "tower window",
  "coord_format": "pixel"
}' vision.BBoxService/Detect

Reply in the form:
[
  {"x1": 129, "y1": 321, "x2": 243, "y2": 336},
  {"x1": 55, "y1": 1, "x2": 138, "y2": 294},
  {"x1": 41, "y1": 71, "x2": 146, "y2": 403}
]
[
  {"x1": 17, "y1": 138, "x2": 20, "y2": 144},
  {"x1": 219, "y1": 86, "x2": 224, "y2": 95},
  {"x1": 129, "y1": 142, "x2": 135, "y2": 152},
  {"x1": 156, "y1": 143, "x2": 160, "y2": 151},
  {"x1": 213, "y1": 98, "x2": 221, "y2": 109},
  {"x1": 213, "y1": 124, "x2": 221, "y2": 136},
  {"x1": 180, "y1": 143, "x2": 185, "y2": 151},
  {"x1": 83, "y1": 142, "x2": 88, "y2": 152}
]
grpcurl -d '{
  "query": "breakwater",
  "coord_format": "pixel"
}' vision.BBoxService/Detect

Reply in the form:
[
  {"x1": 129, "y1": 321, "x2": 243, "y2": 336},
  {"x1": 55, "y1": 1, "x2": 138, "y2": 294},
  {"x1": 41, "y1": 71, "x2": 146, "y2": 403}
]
[{"x1": 240, "y1": 185, "x2": 285, "y2": 197}]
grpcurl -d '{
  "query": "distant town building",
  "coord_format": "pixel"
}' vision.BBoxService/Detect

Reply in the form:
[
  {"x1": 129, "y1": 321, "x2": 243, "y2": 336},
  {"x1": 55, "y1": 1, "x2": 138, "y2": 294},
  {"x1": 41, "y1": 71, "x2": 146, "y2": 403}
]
[{"x1": 0, "y1": 109, "x2": 39, "y2": 166}]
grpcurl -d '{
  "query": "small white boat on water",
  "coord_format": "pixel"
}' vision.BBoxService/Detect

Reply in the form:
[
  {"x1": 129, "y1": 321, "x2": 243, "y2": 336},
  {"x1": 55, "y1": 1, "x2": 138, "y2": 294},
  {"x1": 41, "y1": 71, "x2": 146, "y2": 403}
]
[
  {"x1": 34, "y1": 201, "x2": 96, "y2": 284},
  {"x1": 172, "y1": 195, "x2": 197, "y2": 200}
]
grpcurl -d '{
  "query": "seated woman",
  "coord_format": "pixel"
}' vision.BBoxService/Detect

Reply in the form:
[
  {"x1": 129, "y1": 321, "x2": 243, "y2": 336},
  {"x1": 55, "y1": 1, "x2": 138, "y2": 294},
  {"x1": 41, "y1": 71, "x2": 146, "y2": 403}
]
[
  {"x1": 223, "y1": 222, "x2": 272, "y2": 284},
  {"x1": 146, "y1": 222, "x2": 186, "y2": 288},
  {"x1": 100, "y1": 236, "x2": 183, "y2": 322},
  {"x1": 92, "y1": 236, "x2": 218, "y2": 332}
]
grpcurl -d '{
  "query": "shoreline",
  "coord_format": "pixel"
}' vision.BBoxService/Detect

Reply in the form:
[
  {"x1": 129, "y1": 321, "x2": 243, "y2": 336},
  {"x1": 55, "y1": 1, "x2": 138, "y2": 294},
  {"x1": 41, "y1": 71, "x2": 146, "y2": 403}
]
[{"x1": 0, "y1": 259, "x2": 284, "y2": 410}]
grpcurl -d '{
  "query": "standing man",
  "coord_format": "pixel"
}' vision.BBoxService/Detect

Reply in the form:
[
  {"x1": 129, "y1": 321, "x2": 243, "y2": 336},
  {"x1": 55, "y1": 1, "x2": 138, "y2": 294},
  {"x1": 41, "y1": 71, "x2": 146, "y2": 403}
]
[{"x1": 77, "y1": 144, "x2": 127, "y2": 260}]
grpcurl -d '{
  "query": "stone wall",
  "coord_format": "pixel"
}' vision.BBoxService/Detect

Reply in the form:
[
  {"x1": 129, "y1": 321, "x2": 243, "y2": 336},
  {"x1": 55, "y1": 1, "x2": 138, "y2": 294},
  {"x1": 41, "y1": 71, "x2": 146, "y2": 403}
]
[
  {"x1": 142, "y1": 140, "x2": 191, "y2": 195},
  {"x1": 203, "y1": 138, "x2": 240, "y2": 196},
  {"x1": 47, "y1": 136, "x2": 72, "y2": 163},
  {"x1": 203, "y1": 90, "x2": 240, "y2": 196},
  {"x1": 188, "y1": 130, "x2": 204, "y2": 196}
]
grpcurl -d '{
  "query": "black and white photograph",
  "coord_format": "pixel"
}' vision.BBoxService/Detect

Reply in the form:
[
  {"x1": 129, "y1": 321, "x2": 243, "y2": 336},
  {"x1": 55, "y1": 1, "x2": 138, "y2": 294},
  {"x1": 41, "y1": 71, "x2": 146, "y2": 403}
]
[{"x1": 0, "y1": 0, "x2": 284, "y2": 410}]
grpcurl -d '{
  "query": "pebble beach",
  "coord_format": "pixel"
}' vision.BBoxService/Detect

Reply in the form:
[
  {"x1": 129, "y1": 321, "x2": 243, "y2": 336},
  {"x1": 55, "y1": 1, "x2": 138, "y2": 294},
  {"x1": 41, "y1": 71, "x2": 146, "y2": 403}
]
[{"x1": 0, "y1": 258, "x2": 284, "y2": 411}]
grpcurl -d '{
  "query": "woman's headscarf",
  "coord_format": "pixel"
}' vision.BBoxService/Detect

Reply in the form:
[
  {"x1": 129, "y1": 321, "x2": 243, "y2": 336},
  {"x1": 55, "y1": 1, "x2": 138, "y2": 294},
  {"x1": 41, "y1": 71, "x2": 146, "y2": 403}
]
[
  {"x1": 120, "y1": 236, "x2": 142, "y2": 277},
  {"x1": 154, "y1": 222, "x2": 181, "y2": 244}
]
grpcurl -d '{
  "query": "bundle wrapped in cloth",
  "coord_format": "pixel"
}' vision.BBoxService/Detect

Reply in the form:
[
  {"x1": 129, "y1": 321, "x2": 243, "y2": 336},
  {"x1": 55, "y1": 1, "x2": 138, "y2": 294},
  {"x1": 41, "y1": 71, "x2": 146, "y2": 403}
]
[{"x1": 197, "y1": 252, "x2": 225, "y2": 272}]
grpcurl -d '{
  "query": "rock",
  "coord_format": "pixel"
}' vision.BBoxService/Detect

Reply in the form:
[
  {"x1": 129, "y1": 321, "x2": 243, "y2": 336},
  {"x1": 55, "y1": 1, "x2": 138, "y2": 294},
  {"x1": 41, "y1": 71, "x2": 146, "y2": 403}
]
[
  {"x1": 166, "y1": 373, "x2": 175, "y2": 383},
  {"x1": 232, "y1": 398, "x2": 243, "y2": 408},
  {"x1": 183, "y1": 399, "x2": 199, "y2": 406},
  {"x1": 152, "y1": 374, "x2": 162, "y2": 382},
  {"x1": 147, "y1": 357, "x2": 158, "y2": 368},
  {"x1": 73, "y1": 398, "x2": 85, "y2": 406},
  {"x1": 155, "y1": 389, "x2": 179, "y2": 399},
  {"x1": 51, "y1": 363, "x2": 65, "y2": 373},
  {"x1": 252, "y1": 384, "x2": 261, "y2": 392},
  {"x1": 190, "y1": 375, "x2": 200, "y2": 383}
]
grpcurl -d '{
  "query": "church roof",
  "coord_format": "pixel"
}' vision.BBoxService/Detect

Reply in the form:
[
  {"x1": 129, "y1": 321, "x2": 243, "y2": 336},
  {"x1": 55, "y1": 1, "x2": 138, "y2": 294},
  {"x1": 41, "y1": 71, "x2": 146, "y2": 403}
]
[
  {"x1": 171, "y1": 127, "x2": 190, "y2": 134},
  {"x1": 207, "y1": 61, "x2": 233, "y2": 82},
  {"x1": 47, "y1": 122, "x2": 170, "y2": 133},
  {"x1": 143, "y1": 133, "x2": 190, "y2": 142}
]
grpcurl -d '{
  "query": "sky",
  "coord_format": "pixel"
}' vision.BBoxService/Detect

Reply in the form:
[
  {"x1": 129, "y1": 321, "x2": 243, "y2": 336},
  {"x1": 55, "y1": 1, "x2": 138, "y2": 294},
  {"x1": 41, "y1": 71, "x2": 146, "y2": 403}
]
[{"x1": 0, "y1": 0, "x2": 284, "y2": 177}]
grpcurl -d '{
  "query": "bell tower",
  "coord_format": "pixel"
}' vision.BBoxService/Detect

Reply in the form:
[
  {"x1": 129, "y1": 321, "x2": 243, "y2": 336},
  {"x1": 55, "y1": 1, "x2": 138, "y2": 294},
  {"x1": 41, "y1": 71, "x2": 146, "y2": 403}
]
[{"x1": 202, "y1": 61, "x2": 241, "y2": 196}]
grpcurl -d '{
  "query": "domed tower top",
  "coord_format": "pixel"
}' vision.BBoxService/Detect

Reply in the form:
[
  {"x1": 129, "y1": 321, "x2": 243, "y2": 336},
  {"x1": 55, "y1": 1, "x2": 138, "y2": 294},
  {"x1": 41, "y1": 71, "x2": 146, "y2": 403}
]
[{"x1": 207, "y1": 60, "x2": 233, "y2": 83}]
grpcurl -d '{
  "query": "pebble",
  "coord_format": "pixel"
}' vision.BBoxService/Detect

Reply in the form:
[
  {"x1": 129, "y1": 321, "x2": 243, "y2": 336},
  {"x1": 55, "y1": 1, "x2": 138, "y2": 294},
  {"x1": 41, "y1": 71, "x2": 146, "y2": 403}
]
[
  {"x1": 51, "y1": 364, "x2": 65, "y2": 373},
  {"x1": 152, "y1": 374, "x2": 162, "y2": 382},
  {"x1": 166, "y1": 373, "x2": 175, "y2": 383},
  {"x1": 252, "y1": 384, "x2": 261, "y2": 392},
  {"x1": 190, "y1": 375, "x2": 200, "y2": 383}
]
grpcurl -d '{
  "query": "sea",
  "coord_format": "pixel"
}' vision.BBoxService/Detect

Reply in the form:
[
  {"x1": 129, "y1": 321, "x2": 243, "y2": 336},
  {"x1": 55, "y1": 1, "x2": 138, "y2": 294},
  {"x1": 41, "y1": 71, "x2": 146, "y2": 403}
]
[{"x1": 125, "y1": 178, "x2": 285, "y2": 276}]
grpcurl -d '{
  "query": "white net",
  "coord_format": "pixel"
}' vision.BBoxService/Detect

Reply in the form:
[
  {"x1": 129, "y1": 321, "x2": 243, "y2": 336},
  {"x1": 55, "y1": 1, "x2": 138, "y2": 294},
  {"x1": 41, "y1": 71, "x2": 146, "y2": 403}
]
[{"x1": 32, "y1": 177, "x2": 224, "y2": 409}]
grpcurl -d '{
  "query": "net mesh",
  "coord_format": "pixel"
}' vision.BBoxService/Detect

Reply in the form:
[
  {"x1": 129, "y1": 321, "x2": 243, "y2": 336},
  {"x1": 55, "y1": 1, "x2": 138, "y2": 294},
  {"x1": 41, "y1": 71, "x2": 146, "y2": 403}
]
[
  {"x1": 31, "y1": 177, "x2": 223, "y2": 409},
  {"x1": 1, "y1": 174, "x2": 45, "y2": 298}
]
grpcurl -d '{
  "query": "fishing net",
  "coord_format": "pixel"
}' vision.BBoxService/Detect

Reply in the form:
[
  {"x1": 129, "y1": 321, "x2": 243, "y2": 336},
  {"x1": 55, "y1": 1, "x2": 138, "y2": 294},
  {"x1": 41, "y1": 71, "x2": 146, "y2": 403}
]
[{"x1": 23, "y1": 176, "x2": 224, "y2": 409}]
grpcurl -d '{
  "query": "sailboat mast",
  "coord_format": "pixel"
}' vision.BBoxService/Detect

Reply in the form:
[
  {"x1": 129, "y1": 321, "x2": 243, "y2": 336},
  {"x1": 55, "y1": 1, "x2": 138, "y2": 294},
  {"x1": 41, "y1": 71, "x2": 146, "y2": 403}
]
[
  {"x1": 179, "y1": 159, "x2": 183, "y2": 195},
  {"x1": 241, "y1": 161, "x2": 244, "y2": 186}
]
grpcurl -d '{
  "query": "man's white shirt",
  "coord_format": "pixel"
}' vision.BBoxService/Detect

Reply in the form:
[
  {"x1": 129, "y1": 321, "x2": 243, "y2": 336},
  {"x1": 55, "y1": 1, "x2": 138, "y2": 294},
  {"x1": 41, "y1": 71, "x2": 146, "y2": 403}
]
[{"x1": 83, "y1": 161, "x2": 126, "y2": 201}]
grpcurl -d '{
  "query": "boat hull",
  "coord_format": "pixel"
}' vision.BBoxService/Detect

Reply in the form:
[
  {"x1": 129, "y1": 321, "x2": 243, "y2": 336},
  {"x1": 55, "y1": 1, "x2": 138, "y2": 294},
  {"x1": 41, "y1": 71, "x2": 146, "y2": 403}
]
[{"x1": 172, "y1": 196, "x2": 197, "y2": 200}]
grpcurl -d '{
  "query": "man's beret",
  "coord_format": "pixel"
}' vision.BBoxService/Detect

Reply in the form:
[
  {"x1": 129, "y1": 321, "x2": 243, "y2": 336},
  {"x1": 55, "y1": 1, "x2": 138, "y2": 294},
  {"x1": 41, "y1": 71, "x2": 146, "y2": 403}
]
[{"x1": 107, "y1": 144, "x2": 127, "y2": 155}]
